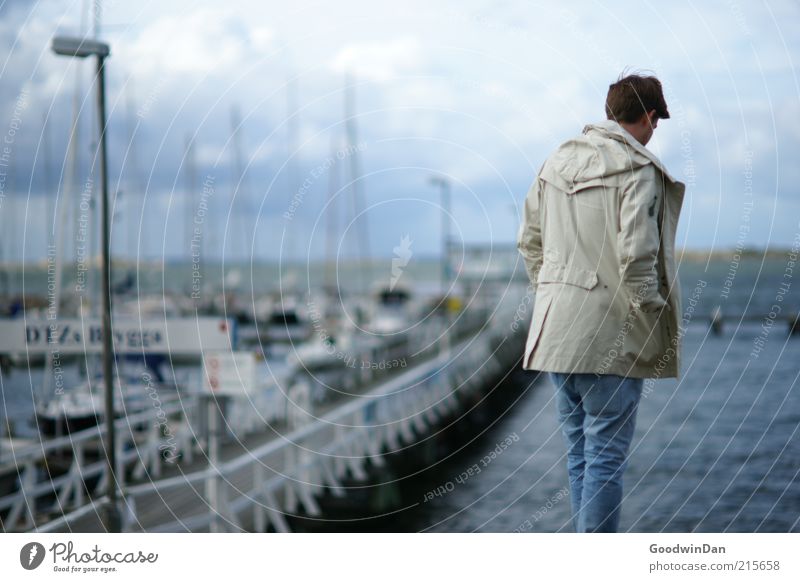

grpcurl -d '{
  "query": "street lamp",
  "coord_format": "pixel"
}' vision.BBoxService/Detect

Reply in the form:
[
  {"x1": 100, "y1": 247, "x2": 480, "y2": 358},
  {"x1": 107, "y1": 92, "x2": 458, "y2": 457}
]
[
  {"x1": 52, "y1": 36, "x2": 110, "y2": 59},
  {"x1": 51, "y1": 35, "x2": 120, "y2": 533},
  {"x1": 429, "y1": 175, "x2": 451, "y2": 295}
]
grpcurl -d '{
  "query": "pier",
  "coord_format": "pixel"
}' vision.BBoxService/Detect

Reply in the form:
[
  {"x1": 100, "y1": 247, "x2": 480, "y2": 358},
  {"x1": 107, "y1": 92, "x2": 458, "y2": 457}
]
[
  {"x1": 0, "y1": 281, "x2": 528, "y2": 532},
  {"x1": 707, "y1": 307, "x2": 800, "y2": 336}
]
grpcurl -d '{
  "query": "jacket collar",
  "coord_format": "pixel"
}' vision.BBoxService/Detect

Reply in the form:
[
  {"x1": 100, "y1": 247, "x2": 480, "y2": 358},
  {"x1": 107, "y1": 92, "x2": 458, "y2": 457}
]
[{"x1": 583, "y1": 120, "x2": 681, "y2": 185}]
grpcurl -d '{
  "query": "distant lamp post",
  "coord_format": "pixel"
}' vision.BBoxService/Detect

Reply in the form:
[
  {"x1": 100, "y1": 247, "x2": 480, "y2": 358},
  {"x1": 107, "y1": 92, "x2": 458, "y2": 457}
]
[
  {"x1": 51, "y1": 35, "x2": 121, "y2": 533},
  {"x1": 428, "y1": 175, "x2": 451, "y2": 296}
]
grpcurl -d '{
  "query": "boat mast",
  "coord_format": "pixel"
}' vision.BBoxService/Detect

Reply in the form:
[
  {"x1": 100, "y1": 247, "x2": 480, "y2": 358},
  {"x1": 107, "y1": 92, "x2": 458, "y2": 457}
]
[
  {"x1": 285, "y1": 76, "x2": 299, "y2": 285},
  {"x1": 324, "y1": 133, "x2": 339, "y2": 293},
  {"x1": 43, "y1": 112, "x2": 54, "y2": 254},
  {"x1": 124, "y1": 82, "x2": 141, "y2": 263},
  {"x1": 184, "y1": 134, "x2": 196, "y2": 265},
  {"x1": 229, "y1": 105, "x2": 250, "y2": 264},
  {"x1": 344, "y1": 73, "x2": 369, "y2": 296},
  {"x1": 87, "y1": 0, "x2": 104, "y2": 321},
  {"x1": 40, "y1": 0, "x2": 91, "y2": 405}
]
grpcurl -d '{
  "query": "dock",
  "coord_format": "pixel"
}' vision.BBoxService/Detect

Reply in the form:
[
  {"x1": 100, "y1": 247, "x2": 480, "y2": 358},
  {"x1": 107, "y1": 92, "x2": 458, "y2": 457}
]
[{"x1": 1, "y1": 282, "x2": 528, "y2": 532}]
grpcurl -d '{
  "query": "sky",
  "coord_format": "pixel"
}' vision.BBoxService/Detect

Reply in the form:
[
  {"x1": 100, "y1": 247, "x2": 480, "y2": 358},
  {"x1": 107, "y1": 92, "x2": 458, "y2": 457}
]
[{"x1": 1, "y1": 0, "x2": 799, "y2": 264}]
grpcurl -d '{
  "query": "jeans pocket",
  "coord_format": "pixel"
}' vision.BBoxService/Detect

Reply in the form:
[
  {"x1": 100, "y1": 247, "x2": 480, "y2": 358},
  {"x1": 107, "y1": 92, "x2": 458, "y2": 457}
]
[{"x1": 583, "y1": 374, "x2": 630, "y2": 418}]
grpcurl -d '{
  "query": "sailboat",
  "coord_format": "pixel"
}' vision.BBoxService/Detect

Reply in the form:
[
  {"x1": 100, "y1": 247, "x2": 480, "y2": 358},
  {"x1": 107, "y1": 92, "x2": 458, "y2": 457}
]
[{"x1": 35, "y1": 358, "x2": 179, "y2": 437}]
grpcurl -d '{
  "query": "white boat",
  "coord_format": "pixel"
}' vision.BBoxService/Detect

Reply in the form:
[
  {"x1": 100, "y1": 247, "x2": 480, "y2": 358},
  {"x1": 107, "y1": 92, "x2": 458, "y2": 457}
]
[
  {"x1": 34, "y1": 362, "x2": 179, "y2": 437},
  {"x1": 364, "y1": 281, "x2": 415, "y2": 334}
]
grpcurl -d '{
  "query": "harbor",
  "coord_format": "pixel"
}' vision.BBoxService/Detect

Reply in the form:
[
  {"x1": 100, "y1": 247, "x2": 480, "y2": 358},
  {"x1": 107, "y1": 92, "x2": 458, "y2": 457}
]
[
  {"x1": 0, "y1": 243, "x2": 533, "y2": 532},
  {"x1": 1, "y1": 0, "x2": 799, "y2": 549},
  {"x1": 0, "y1": 9, "x2": 541, "y2": 533}
]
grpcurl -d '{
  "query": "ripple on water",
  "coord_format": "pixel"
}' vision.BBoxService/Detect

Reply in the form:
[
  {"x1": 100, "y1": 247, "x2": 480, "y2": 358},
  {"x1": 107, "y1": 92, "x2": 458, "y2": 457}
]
[{"x1": 406, "y1": 327, "x2": 799, "y2": 532}]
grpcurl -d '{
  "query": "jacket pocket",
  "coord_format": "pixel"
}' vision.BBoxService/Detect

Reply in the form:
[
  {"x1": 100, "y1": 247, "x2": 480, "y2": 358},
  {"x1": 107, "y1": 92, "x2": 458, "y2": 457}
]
[
  {"x1": 536, "y1": 259, "x2": 598, "y2": 290},
  {"x1": 621, "y1": 308, "x2": 668, "y2": 367},
  {"x1": 523, "y1": 293, "x2": 553, "y2": 369}
]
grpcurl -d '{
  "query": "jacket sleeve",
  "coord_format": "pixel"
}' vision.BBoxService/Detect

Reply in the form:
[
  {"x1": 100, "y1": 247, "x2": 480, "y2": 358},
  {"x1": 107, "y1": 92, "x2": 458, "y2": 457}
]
[
  {"x1": 517, "y1": 174, "x2": 544, "y2": 288},
  {"x1": 617, "y1": 164, "x2": 666, "y2": 313}
]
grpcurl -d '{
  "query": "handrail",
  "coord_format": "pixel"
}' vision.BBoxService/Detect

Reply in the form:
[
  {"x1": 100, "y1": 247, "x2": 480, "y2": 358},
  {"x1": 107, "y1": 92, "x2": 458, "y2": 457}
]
[
  {"x1": 1, "y1": 395, "x2": 188, "y2": 463},
  {"x1": 10, "y1": 285, "x2": 528, "y2": 532},
  {"x1": 124, "y1": 337, "x2": 463, "y2": 496},
  {"x1": 32, "y1": 495, "x2": 109, "y2": 533}
]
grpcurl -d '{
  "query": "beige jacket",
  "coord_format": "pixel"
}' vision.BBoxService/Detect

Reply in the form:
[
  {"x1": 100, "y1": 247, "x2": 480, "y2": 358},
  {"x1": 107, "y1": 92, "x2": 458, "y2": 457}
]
[{"x1": 517, "y1": 120, "x2": 685, "y2": 379}]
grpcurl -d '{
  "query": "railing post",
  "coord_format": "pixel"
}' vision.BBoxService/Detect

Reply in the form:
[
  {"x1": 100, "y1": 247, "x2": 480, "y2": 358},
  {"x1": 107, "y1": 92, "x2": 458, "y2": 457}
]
[
  {"x1": 75, "y1": 445, "x2": 85, "y2": 507},
  {"x1": 204, "y1": 395, "x2": 223, "y2": 533},
  {"x1": 151, "y1": 420, "x2": 162, "y2": 478},
  {"x1": 7, "y1": 462, "x2": 37, "y2": 530},
  {"x1": 253, "y1": 463, "x2": 266, "y2": 532},
  {"x1": 115, "y1": 431, "x2": 125, "y2": 490},
  {"x1": 25, "y1": 462, "x2": 36, "y2": 529}
]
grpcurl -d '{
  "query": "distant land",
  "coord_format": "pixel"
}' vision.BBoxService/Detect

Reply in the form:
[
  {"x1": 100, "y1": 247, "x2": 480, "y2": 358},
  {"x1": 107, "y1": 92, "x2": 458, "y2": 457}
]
[
  {"x1": 677, "y1": 247, "x2": 795, "y2": 262},
  {"x1": 0, "y1": 245, "x2": 795, "y2": 269}
]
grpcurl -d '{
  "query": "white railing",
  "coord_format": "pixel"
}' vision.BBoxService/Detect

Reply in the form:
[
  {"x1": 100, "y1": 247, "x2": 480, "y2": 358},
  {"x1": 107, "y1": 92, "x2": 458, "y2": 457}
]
[
  {"x1": 3, "y1": 285, "x2": 528, "y2": 532},
  {"x1": 133, "y1": 331, "x2": 504, "y2": 532}
]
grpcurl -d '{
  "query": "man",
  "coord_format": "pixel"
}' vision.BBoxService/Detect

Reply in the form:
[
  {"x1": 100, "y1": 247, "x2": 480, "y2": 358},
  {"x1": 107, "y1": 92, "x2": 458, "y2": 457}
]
[{"x1": 516, "y1": 72, "x2": 685, "y2": 532}]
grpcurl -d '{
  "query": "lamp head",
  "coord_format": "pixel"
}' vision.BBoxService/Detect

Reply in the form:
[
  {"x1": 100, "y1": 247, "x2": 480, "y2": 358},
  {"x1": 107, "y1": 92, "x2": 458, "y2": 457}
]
[{"x1": 51, "y1": 36, "x2": 110, "y2": 59}]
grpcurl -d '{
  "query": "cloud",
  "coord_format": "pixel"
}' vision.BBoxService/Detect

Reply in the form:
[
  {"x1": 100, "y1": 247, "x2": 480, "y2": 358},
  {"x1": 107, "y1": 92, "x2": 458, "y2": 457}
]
[
  {"x1": 331, "y1": 37, "x2": 422, "y2": 81},
  {"x1": 2, "y1": 0, "x2": 800, "y2": 263},
  {"x1": 120, "y1": 8, "x2": 273, "y2": 77}
]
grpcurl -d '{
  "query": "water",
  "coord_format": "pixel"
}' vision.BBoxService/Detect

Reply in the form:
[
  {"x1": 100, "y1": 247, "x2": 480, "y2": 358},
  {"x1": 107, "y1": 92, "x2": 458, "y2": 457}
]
[
  {"x1": 389, "y1": 328, "x2": 800, "y2": 533},
  {"x1": 4, "y1": 255, "x2": 792, "y2": 317},
  {"x1": 0, "y1": 257, "x2": 448, "y2": 298},
  {"x1": 321, "y1": 256, "x2": 800, "y2": 532}
]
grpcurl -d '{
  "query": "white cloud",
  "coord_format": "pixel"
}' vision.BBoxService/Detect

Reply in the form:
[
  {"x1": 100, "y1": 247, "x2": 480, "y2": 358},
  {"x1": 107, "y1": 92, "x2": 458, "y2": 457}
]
[
  {"x1": 121, "y1": 8, "x2": 273, "y2": 77},
  {"x1": 3, "y1": 0, "x2": 800, "y2": 259},
  {"x1": 331, "y1": 37, "x2": 422, "y2": 82}
]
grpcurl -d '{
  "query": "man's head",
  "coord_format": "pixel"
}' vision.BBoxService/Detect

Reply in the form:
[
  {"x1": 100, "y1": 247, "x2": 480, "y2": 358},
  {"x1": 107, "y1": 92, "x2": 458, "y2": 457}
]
[{"x1": 605, "y1": 72, "x2": 669, "y2": 146}]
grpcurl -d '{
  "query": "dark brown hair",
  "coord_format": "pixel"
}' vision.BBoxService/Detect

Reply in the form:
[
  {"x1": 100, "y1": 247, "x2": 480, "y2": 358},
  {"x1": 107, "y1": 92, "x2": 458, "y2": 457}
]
[{"x1": 605, "y1": 72, "x2": 669, "y2": 124}]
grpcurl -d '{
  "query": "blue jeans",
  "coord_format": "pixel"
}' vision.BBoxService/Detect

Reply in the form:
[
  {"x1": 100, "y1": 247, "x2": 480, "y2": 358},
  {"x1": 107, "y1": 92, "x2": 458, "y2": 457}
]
[{"x1": 548, "y1": 372, "x2": 643, "y2": 533}]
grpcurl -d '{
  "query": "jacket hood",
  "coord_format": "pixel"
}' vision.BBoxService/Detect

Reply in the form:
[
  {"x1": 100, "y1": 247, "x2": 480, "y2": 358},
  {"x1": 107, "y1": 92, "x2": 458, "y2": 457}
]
[{"x1": 540, "y1": 120, "x2": 679, "y2": 193}]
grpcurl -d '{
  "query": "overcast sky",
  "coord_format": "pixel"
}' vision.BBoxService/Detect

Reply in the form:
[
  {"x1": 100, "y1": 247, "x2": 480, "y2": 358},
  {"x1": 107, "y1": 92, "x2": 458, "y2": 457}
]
[{"x1": 1, "y1": 0, "x2": 799, "y2": 263}]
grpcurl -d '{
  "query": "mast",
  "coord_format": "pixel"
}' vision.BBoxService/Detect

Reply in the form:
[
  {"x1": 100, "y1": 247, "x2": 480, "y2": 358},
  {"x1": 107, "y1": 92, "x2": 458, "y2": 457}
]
[
  {"x1": 184, "y1": 134, "x2": 196, "y2": 264},
  {"x1": 344, "y1": 73, "x2": 369, "y2": 295},
  {"x1": 229, "y1": 105, "x2": 248, "y2": 264},
  {"x1": 285, "y1": 76, "x2": 299, "y2": 282},
  {"x1": 324, "y1": 134, "x2": 339, "y2": 293},
  {"x1": 85, "y1": 0, "x2": 102, "y2": 319},
  {"x1": 124, "y1": 82, "x2": 140, "y2": 262},
  {"x1": 8, "y1": 167, "x2": 16, "y2": 296},
  {"x1": 40, "y1": 1, "x2": 90, "y2": 405},
  {"x1": 43, "y1": 113, "x2": 54, "y2": 253}
]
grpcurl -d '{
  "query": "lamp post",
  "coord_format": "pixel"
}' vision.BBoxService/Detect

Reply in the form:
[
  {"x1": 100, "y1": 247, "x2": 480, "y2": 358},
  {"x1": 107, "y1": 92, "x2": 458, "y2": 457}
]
[
  {"x1": 51, "y1": 35, "x2": 121, "y2": 532},
  {"x1": 428, "y1": 175, "x2": 451, "y2": 296}
]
